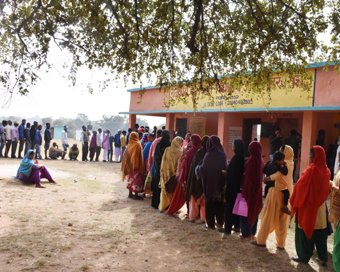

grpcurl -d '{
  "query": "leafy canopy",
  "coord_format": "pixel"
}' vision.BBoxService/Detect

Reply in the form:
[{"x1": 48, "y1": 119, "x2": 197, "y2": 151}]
[{"x1": 1, "y1": 0, "x2": 339, "y2": 108}]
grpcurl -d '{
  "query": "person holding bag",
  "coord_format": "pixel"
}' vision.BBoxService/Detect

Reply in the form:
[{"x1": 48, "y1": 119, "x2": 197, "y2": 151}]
[
  {"x1": 239, "y1": 141, "x2": 264, "y2": 240},
  {"x1": 158, "y1": 137, "x2": 183, "y2": 212}
]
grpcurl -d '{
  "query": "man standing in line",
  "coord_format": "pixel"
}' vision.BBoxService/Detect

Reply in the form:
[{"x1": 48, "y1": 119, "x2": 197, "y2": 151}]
[
  {"x1": 269, "y1": 127, "x2": 282, "y2": 161},
  {"x1": 44, "y1": 123, "x2": 52, "y2": 159},
  {"x1": 109, "y1": 132, "x2": 114, "y2": 162},
  {"x1": 11, "y1": 121, "x2": 19, "y2": 158},
  {"x1": 95, "y1": 128, "x2": 102, "y2": 162},
  {"x1": 80, "y1": 125, "x2": 90, "y2": 161},
  {"x1": 120, "y1": 130, "x2": 127, "y2": 162},
  {"x1": 35, "y1": 124, "x2": 43, "y2": 159},
  {"x1": 24, "y1": 122, "x2": 32, "y2": 153},
  {"x1": 114, "y1": 129, "x2": 122, "y2": 162},
  {"x1": 61, "y1": 125, "x2": 69, "y2": 160},
  {"x1": 0, "y1": 120, "x2": 7, "y2": 157},
  {"x1": 5, "y1": 120, "x2": 12, "y2": 158},
  {"x1": 18, "y1": 119, "x2": 26, "y2": 159},
  {"x1": 30, "y1": 121, "x2": 38, "y2": 151}
]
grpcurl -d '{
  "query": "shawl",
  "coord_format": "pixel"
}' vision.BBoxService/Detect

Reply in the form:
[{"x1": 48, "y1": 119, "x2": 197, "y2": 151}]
[
  {"x1": 154, "y1": 130, "x2": 171, "y2": 176},
  {"x1": 90, "y1": 133, "x2": 97, "y2": 148},
  {"x1": 17, "y1": 150, "x2": 35, "y2": 177},
  {"x1": 147, "y1": 137, "x2": 162, "y2": 173},
  {"x1": 185, "y1": 135, "x2": 209, "y2": 201},
  {"x1": 277, "y1": 145, "x2": 294, "y2": 194},
  {"x1": 143, "y1": 141, "x2": 153, "y2": 165},
  {"x1": 160, "y1": 137, "x2": 183, "y2": 192},
  {"x1": 121, "y1": 132, "x2": 144, "y2": 181},
  {"x1": 225, "y1": 139, "x2": 245, "y2": 205},
  {"x1": 141, "y1": 133, "x2": 149, "y2": 149},
  {"x1": 178, "y1": 134, "x2": 202, "y2": 186},
  {"x1": 241, "y1": 141, "x2": 264, "y2": 226},
  {"x1": 290, "y1": 146, "x2": 331, "y2": 239},
  {"x1": 182, "y1": 133, "x2": 191, "y2": 148},
  {"x1": 198, "y1": 135, "x2": 228, "y2": 201},
  {"x1": 330, "y1": 171, "x2": 340, "y2": 227}
]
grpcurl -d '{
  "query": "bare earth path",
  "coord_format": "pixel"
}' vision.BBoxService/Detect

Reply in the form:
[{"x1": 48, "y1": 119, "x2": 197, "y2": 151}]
[{"x1": 0, "y1": 158, "x2": 336, "y2": 272}]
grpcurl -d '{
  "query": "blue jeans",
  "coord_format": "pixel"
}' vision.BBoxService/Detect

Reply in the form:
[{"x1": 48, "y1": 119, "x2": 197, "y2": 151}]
[
  {"x1": 240, "y1": 216, "x2": 258, "y2": 238},
  {"x1": 108, "y1": 148, "x2": 113, "y2": 161},
  {"x1": 120, "y1": 147, "x2": 126, "y2": 162},
  {"x1": 35, "y1": 144, "x2": 42, "y2": 159},
  {"x1": 62, "y1": 144, "x2": 68, "y2": 151}
]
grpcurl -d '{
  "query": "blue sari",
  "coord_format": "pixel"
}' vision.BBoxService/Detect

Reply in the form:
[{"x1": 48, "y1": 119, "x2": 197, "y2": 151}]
[{"x1": 16, "y1": 150, "x2": 35, "y2": 177}]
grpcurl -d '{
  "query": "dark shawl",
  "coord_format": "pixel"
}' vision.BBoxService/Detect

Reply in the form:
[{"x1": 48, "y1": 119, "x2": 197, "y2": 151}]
[
  {"x1": 185, "y1": 135, "x2": 209, "y2": 201},
  {"x1": 241, "y1": 141, "x2": 264, "y2": 226},
  {"x1": 225, "y1": 139, "x2": 245, "y2": 205},
  {"x1": 154, "y1": 130, "x2": 171, "y2": 175},
  {"x1": 178, "y1": 134, "x2": 202, "y2": 186},
  {"x1": 198, "y1": 135, "x2": 228, "y2": 201}
]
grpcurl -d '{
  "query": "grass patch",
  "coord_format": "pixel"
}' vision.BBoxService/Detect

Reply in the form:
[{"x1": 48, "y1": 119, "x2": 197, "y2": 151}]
[{"x1": 81, "y1": 263, "x2": 92, "y2": 271}]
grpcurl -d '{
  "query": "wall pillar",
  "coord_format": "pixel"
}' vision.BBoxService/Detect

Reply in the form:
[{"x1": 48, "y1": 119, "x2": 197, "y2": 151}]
[
  {"x1": 300, "y1": 111, "x2": 317, "y2": 172},
  {"x1": 128, "y1": 114, "x2": 137, "y2": 129},
  {"x1": 217, "y1": 112, "x2": 229, "y2": 152},
  {"x1": 166, "y1": 113, "x2": 175, "y2": 139}
]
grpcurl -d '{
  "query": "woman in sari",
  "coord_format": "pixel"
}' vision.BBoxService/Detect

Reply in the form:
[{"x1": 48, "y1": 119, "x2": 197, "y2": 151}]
[
  {"x1": 121, "y1": 132, "x2": 145, "y2": 200},
  {"x1": 151, "y1": 130, "x2": 171, "y2": 209},
  {"x1": 330, "y1": 168, "x2": 340, "y2": 271},
  {"x1": 158, "y1": 137, "x2": 183, "y2": 212},
  {"x1": 196, "y1": 136, "x2": 228, "y2": 229},
  {"x1": 240, "y1": 141, "x2": 264, "y2": 240},
  {"x1": 290, "y1": 146, "x2": 331, "y2": 265},
  {"x1": 16, "y1": 150, "x2": 59, "y2": 188},
  {"x1": 185, "y1": 135, "x2": 209, "y2": 223},
  {"x1": 219, "y1": 139, "x2": 245, "y2": 234},
  {"x1": 167, "y1": 134, "x2": 202, "y2": 215},
  {"x1": 253, "y1": 145, "x2": 294, "y2": 248}
]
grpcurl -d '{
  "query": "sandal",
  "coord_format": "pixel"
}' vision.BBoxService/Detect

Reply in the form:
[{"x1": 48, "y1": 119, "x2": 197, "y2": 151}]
[
  {"x1": 186, "y1": 218, "x2": 195, "y2": 223},
  {"x1": 315, "y1": 257, "x2": 327, "y2": 267},
  {"x1": 250, "y1": 241, "x2": 266, "y2": 247},
  {"x1": 291, "y1": 256, "x2": 307, "y2": 264},
  {"x1": 239, "y1": 235, "x2": 252, "y2": 241},
  {"x1": 232, "y1": 227, "x2": 241, "y2": 232}
]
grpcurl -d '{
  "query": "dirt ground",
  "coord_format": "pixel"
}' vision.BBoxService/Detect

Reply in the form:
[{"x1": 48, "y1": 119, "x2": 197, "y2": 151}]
[{"x1": 0, "y1": 157, "x2": 336, "y2": 272}]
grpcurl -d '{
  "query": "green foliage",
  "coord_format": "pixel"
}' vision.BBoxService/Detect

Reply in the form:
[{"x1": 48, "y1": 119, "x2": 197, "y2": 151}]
[{"x1": 0, "y1": 0, "x2": 339, "y2": 108}]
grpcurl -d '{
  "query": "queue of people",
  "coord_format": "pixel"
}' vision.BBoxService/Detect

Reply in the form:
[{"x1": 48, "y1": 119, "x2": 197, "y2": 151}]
[{"x1": 121, "y1": 127, "x2": 340, "y2": 271}]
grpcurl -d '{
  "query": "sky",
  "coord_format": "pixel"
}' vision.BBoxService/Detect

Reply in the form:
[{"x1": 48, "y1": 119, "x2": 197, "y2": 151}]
[{"x1": 0, "y1": 42, "x2": 165, "y2": 126}]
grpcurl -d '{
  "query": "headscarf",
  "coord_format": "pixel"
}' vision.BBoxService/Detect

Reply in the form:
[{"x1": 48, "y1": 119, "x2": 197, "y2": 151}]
[
  {"x1": 143, "y1": 140, "x2": 153, "y2": 166},
  {"x1": 198, "y1": 135, "x2": 228, "y2": 201},
  {"x1": 178, "y1": 134, "x2": 202, "y2": 186},
  {"x1": 182, "y1": 133, "x2": 191, "y2": 148},
  {"x1": 147, "y1": 137, "x2": 162, "y2": 173},
  {"x1": 121, "y1": 132, "x2": 144, "y2": 181},
  {"x1": 154, "y1": 130, "x2": 171, "y2": 175},
  {"x1": 225, "y1": 139, "x2": 245, "y2": 205},
  {"x1": 185, "y1": 135, "x2": 209, "y2": 201},
  {"x1": 141, "y1": 133, "x2": 149, "y2": 148},
  {"x1": 241, "y1": 141, "x2": 264, "y2": 226},
  {"x1": 290, "y1": 146, "x2": 331, "y2": 239},
  {"x1": 160, "y1": 137, "x2": 183, "y2": 192},
  {"x1": 282, "y1": 145, "x2": 294, "y2": 195},
  {"x1": 16, "y1": 150, "x2": 35, "y2": 177}
]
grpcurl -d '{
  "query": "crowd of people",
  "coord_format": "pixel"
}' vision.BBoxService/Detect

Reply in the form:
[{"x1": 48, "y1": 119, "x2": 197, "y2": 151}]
[
  {"x1": 2, "y1": 118, "x2": 340, "y2": 269},
  {"x1": 121, "y1": 127, "x2": 340, "y2": 271}
]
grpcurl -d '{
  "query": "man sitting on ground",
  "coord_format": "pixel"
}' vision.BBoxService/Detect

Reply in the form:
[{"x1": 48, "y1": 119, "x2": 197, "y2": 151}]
[
  {"x1": 69, "y1": 143, "x2": 79, "y2": 160},
  {"x1": 49, "y1": 142, "x2": 66, "y2": 159}
]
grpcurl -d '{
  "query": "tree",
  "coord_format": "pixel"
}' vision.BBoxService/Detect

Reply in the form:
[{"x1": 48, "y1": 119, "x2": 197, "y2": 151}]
[
  {"x1": 1, "y1": 1, "x2": 339, "y2": 109},
  {"x1": 41, "y1": 117, "x2": 53, "y2": 126},
  {"x1": 74, "y1": 113, "x2": 90, "y2": 129}
]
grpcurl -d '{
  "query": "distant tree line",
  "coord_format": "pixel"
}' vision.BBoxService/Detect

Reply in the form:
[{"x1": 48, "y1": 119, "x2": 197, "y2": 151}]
[{"x1": 0, "y1": 114, "x2": 160, "y2": 139}]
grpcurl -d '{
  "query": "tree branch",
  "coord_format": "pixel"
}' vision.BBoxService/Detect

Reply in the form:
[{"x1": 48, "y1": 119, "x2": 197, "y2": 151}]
[{"x1": 187, "y1": 0, "x2": 203, "y2": 54}]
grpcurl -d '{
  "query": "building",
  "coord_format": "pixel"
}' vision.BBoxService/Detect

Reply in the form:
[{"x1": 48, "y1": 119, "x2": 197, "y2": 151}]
[
  {"x1": 50, "y1": 126, "x2": 64, "y2": 140},
  {"x1": 120, "y1": 62, "x2": 340, "y2": 173}
]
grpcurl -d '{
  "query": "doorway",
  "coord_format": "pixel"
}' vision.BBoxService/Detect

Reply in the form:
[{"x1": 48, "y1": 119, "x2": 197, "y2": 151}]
[
  {"x1": 277, "y1": 118, "x2": 299, "y2": 142},
  {"x1": 176, "y1": 118, "x2": 187, "y2": 139},
  {"x1": 243, "y1": 118, "x2": 261, "y2": 156}
]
